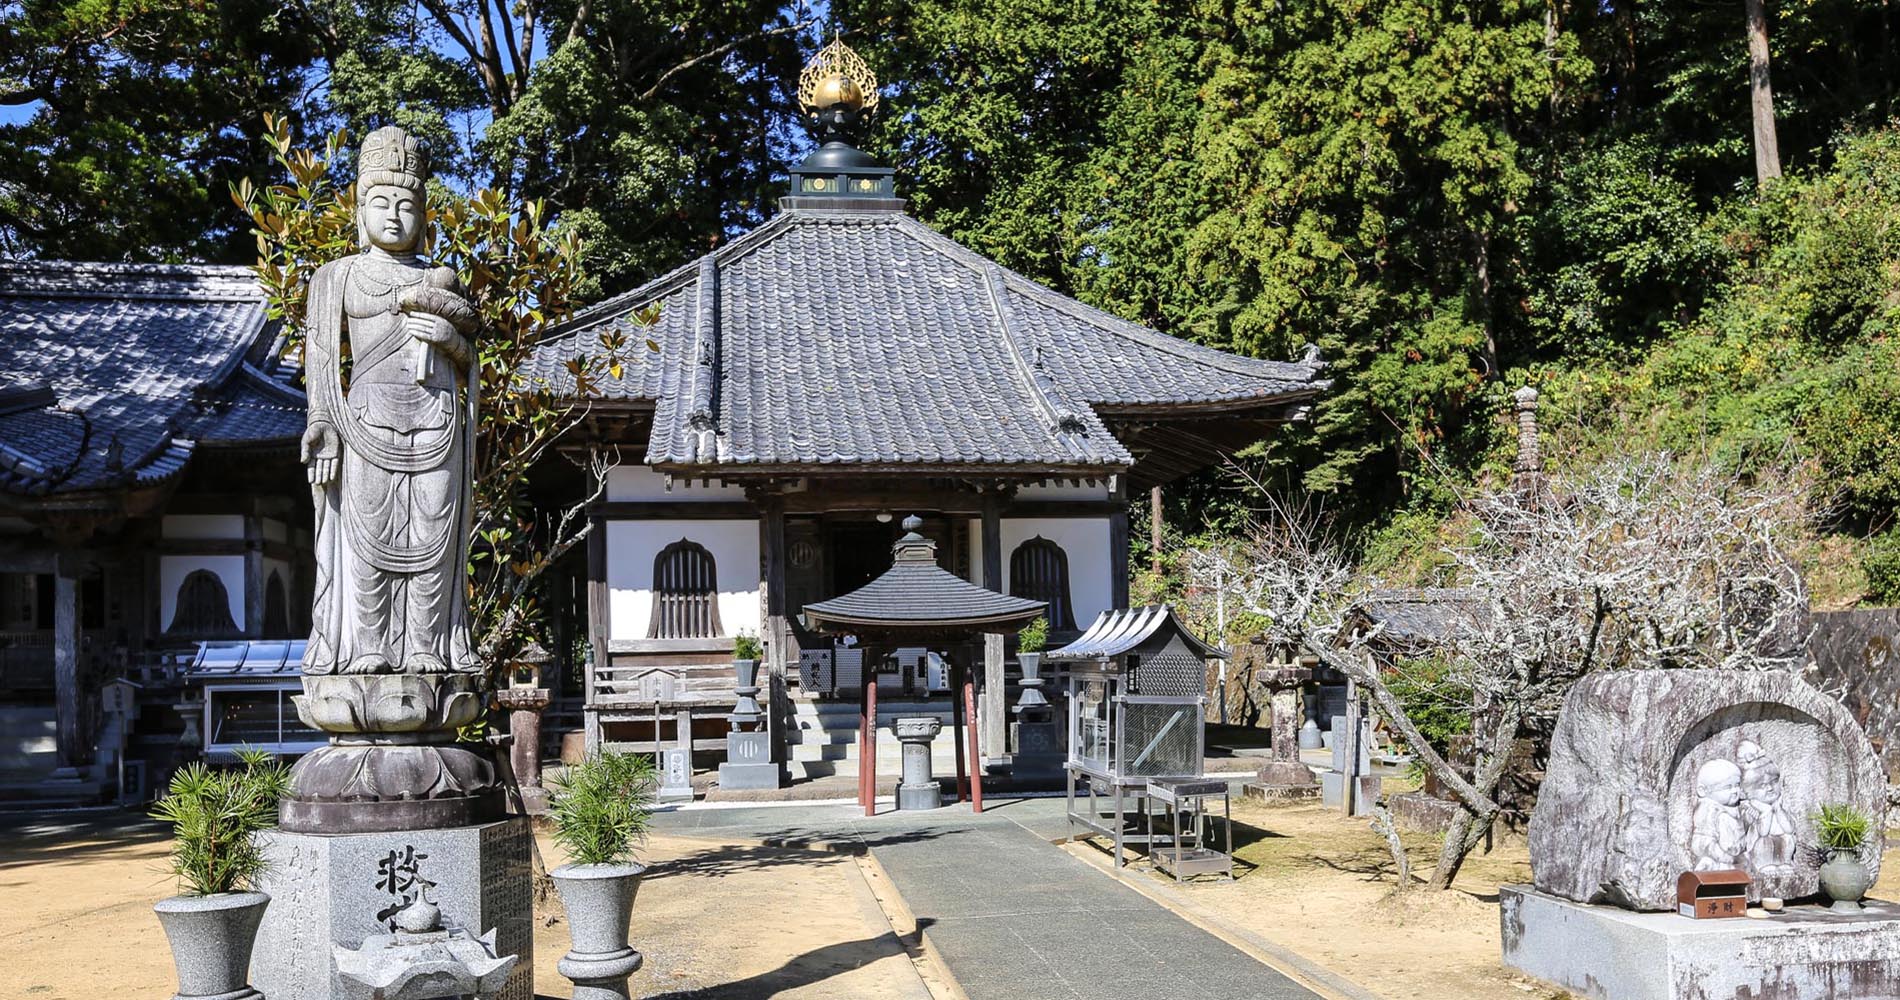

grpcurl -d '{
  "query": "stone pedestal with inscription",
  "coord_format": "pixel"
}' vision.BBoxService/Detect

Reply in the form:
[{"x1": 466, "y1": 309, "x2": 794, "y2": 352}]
[
  {"x1": 1502, "y1": 885, "x2": 1900, "y2": 1000},
  {"x1": 250, "y1": 817, "x2": 533, "y2": 1000},
  {"x1": 717, "y1": 730, "x2": 784, "y2": 791}
]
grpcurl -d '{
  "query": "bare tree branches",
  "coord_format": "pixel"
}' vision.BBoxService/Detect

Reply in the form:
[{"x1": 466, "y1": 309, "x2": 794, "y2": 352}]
[{"x1": 1231, "y1": 452, "x2": 1813, "y2": 890}]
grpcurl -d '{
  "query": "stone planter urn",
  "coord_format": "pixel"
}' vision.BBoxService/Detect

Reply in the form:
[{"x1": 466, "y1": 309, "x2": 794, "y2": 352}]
[
  {"x1": 153, "y1": 891, "x2": 270, "y2": 1000},
  {"x1": 730, "y1": 658, "x2": 764, "y2": 730},
  {"x1": 1820, "y1": 849, "x2": 1873, "y2": 912},
  {"x1": 552, "y1": 863, "x2": 646, "y2": 1000}
]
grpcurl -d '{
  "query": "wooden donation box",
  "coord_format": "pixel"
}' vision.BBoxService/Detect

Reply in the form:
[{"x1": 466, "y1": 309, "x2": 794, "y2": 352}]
[{"x1": 1677, "y1": 870, "x2": 1750, "y2": 918}]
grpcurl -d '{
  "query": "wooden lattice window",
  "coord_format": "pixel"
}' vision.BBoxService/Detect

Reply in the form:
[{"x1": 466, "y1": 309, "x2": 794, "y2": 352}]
[
  {"x1": 647, "y1": 539, "x2": 722, "y2": 639},
  {"x1": 1010, "y1": 536, "x2": 1075, "y2": 630},
  {"x1": 263, "y1": 571, "x2": 290, "y2": 639},
  {"x1": 168, "y1": 569, "x2": 239, "y2": 637}
]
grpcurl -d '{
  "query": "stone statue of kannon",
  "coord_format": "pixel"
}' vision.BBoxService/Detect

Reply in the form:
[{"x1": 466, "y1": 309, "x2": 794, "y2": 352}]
[
  {"x1": 303, "y1": 125, "x2": 479, "y2": 676},
  {"x1": 283, "y1": 126, "x2": 500, "y2": 833}
]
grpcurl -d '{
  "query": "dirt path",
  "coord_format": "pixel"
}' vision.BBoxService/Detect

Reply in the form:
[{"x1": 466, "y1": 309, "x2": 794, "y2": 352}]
[{"x1": 0, "y1": 813, "x2": 931, "y2": 1000}]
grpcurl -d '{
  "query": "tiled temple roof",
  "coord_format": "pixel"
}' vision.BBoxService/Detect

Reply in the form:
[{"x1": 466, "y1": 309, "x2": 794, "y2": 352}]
[
  {"x1": 0, "y1": 261, "x2": 302, "y2": 499},
  {"x1": 802, "y1": 517, "x2": 1048, "y2": 633},
  {"x1": 527, "y1": 210, "x2": 1328, "y2": 475},
  {"x1": 1358, "y1": 587, "x2": 1484, "y2": 648}
]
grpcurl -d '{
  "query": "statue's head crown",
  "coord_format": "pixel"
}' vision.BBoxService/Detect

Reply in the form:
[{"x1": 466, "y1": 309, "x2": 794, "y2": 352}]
[{"x1": 357, "y1": 126, "x2": 428, "y2": 197}]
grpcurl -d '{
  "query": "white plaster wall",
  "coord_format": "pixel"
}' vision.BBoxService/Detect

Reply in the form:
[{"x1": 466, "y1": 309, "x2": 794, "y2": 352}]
[
  {"x1": 162, "y1": 514, "x2": 245, "y2": 540},
  {"x1": 159, "y1": 554, "x2": 245, "y2": 632},
  {"x1": 606, "y1": 465, "x2": 747, "y2": 502},
  {"x1": 1015, "y1": 481, "x2": 1111, "y2": 500},
  {"x1": 1000, "y1": 517, "x2": 1114, "y2": 628},
  {"x1": 606, "y1": 519, "x2": 760, "y2": 640}
]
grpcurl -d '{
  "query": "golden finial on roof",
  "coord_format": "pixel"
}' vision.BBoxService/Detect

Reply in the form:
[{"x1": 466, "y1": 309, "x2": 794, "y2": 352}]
[{"x1": 798, "y1": 37, "x2": 879, "y2": 120}]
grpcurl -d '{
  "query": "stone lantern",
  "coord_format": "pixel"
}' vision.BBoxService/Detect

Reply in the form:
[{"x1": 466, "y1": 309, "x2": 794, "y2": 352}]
[
  {"x1": 1244, "y1": 647, "x2": 1319, "y2": 801},
  {"x1": 495, "y1": 641, "x2": 554, "y2": 814}
]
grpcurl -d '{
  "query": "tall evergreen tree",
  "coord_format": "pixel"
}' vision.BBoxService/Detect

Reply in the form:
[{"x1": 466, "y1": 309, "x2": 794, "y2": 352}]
[{"x1": 0, "y1": 0, "x2": 324, "y2": 260}]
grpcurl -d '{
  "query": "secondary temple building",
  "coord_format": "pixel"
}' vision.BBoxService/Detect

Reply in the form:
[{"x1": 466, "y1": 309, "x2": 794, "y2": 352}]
[
  {"x1": 525, "y1": 41, "x2": 1328, "y2": 778},
  {"x1": 0, "y1": 262, "x2": 310, "y2": 801}
]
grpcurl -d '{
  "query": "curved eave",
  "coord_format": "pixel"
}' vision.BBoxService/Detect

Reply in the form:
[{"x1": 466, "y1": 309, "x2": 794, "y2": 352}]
[
  {"x1": 648, "y1": 458, "x2": 1126, "y2": 478},
  {"x1": 803, "y1": 606, "x2": 1048, "y2": 635},
  {"x1": 1092, "y1": 384, "x2": 1331, "y2": 417}
]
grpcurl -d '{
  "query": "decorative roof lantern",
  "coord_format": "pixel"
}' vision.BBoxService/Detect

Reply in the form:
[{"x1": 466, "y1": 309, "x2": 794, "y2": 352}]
[{"x1": 787, "y1": 37, "x2": 901, "y2": 211}]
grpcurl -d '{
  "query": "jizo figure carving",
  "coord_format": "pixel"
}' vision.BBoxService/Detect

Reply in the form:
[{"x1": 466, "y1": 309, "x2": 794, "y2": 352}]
[
  {"x1": 282, "y1": 126, "x2": 500, "y2": 834},
  {"x1": 302, "y1": 125, "x2": 480, "y2": 677},
  {"x1": 1690, "y1": 758, "x2": 1748, "y2": 871}
]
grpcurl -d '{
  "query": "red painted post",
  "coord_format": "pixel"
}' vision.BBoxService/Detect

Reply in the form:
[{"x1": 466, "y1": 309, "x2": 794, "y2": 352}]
[
  {"x1": 858, "y1": 672, "x2": 870, "y2": 811},
  {"x1": 864, "y1": 676, "x2": 878, "y2": 817},
  {"x1": 950, "y1": 660, "x2": 968, "y2": 802},
  {"x1": 964, "y1": 666, "x2": 983, "y2": 813}
]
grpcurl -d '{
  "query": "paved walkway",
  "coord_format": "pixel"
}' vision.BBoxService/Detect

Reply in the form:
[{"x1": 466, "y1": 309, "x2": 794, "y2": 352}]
[{"x1": 655, "y1": 796, "x2": 1324, "y2": 1000}]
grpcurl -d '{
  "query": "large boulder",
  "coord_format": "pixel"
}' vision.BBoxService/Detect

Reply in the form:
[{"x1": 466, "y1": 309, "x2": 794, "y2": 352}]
[{"x1": 1529, "y1": 669, "x2": 1885, "y2": 911}]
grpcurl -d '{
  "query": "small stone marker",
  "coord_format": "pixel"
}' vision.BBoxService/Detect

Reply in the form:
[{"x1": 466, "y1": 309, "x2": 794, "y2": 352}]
[{"x1": 656, "y1": 747, "x2": 693, "y2": 802}]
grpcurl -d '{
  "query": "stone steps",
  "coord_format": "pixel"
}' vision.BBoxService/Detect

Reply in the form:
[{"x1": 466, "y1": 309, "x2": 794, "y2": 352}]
[
  {"x1": 786, "y1": 697, "x2": 970, "y2": 781},
  {"x1": 0, "y1": 707, "x2": 59, "y2": 780}
]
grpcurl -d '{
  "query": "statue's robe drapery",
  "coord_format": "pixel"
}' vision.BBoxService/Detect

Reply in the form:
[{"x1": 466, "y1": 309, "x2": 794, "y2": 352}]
[{"x1": 303, "y1": 254, "x2": 478, "y2": 675}]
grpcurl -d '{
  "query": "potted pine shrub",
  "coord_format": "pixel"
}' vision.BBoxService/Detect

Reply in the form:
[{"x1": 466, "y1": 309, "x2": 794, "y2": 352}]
[
  {"x1": 550, "y1": 751, "x2": 657, "y2": 1000},
  {"x1": 1016, "y1": 615, "x2": 1050, "y2": 691},
  {"x1": 1812, "y1": 802, "x2": 1875, "y2": 911},
  {"x1": 150, "y1": 749, "x2": 288, "y2": 1000}
]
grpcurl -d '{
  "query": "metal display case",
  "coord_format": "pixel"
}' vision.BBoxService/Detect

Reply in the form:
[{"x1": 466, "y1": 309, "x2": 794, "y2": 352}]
[{"x1": 1047, "y1": 606, "x2": 1227, "y2": 867}]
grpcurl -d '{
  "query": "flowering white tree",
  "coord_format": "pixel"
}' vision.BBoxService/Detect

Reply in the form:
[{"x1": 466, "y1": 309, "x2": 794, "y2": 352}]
[{"x1": 1239, "y1": 454, "x2": 1811, "y2": 890}]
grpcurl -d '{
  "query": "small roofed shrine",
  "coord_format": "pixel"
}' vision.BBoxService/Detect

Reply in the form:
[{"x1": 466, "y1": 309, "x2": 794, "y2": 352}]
[
  {"x1": 531, "y1": 38, "x2": 1327, "y2": 785},
  {"x1": 1046, "y1": 606, "x2": 1226, "y2": 866},
  {"x1": 804, "y1": 516, "x2": 1046, "y2": 813}
]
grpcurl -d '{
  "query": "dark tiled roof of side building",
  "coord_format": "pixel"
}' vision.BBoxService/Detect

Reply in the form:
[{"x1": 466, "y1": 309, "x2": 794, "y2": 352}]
[
  {"x1": 526, "y1": 210, "x2": 1329, "y2": 474},
  {"x1": 0, "y1": 261, "x2": 303, "y2": 498}
]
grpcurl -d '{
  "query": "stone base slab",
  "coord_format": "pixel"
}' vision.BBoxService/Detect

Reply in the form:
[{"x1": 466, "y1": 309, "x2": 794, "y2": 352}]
[
  {"x1": 1500, "y1": 885, "x2": 1900, "y2": 1000},
  {"x1": 252, "y1": 818, "x2": 533, "y2": 1000},
  {"x1": 1319, "y1": 771, "x2": 1380, "y2": 815},
  {"x1": 1387, "y1": 790, "x2": 1461, "y2": 832},
  {"x1": 1242, "y1": 782, "x2": 1319, "y2": 802},
  {"x1": 717, "y1": 760, "x2": 785, "y2": 791}
]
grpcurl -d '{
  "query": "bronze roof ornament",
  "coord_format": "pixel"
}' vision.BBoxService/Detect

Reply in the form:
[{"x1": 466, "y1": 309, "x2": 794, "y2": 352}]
[{"x1": 797, "y1": 37, "x2": 879, "y2": 144}]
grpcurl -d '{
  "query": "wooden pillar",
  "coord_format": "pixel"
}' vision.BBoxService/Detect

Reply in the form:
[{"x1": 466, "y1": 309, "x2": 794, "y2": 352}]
[
  {"x1": 1108, "y1": 491, "x2": 1131, "y2": 610},
  {"x1": 862, "y1": 672, "x2": 878, "y2": 816},
  {"x1": 760, "y1": 497, "x2": 788, "y2": 766},
  {"x1": 243, "y1": 512, "x2": 264, "y2": 637},
  {"x1": 963, "y1": 657, "x2": 984, "y2": 813},
  {"x1": 950, "y1": 659, "x2": 969, "y2": 803},
  {"x1": 584, "y1": 513, "x2": 608, "y2": 755},
  {"x1": 1149, "y1": 485, "x2": 1163, "y2": 573},
  {"x1": 981, "y1": 494, "x2": 1003, "y2": 591},
  {"x1": 981, "y1": 494, "x2": 1006, "y2": 761},
  {"x1": 52, "y1": 569, "x2": 84, "y2": 770}
]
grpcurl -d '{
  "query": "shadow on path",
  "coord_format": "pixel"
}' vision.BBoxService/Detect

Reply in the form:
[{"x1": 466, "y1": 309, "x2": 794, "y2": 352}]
[
  {"x1": 0, "y1": 808, "x2": 166, "y2": 869},
  {"x1": 532, "y1": 919, "x2": 935, "y2": 1000}
]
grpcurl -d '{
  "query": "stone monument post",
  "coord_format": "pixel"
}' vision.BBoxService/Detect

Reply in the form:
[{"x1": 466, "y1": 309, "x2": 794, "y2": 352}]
[
  {"x1": 718, "y1": 655, "x2": 784, "y2": 789},
  {"x1": 1008, "y1": 650, "x2": 1063, "y2": 783},
  {"x1": 251, "y1": 126, "x2": 532, "y2": 1000}
]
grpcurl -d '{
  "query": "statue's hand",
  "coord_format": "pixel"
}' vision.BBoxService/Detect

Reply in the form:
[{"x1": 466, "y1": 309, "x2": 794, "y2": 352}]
[{"x1": 302, "y1": 422, "x2": 341, "y2": 487}]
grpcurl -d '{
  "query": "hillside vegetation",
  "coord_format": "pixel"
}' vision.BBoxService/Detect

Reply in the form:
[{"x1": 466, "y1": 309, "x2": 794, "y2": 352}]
[{"x1": 6, "y1": 0, "x2": 1900, "y2": 600}]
